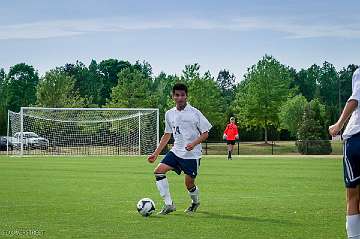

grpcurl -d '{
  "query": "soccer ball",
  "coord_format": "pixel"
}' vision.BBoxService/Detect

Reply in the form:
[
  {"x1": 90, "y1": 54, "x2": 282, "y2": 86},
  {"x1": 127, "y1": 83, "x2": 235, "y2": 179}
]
[{"x1": 136, "y1": 198, "x2": 156, "y2": 217}]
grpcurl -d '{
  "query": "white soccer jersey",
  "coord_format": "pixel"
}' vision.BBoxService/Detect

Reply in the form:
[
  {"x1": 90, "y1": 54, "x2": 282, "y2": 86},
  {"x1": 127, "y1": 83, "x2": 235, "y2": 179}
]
[
  {"x1": 343, "y1": 68, "x2": 360, "y2": 139},
  {"x1": 164, "y1": 104, "x2": 212, "y2": 159}
]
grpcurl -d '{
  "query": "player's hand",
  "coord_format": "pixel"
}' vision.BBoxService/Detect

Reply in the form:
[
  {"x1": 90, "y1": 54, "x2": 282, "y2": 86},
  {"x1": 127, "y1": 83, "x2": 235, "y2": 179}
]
[
  {"x1": 223, "y1": 134, "x2": 227, "y2": 140},
  {"x1": 147, "y1": 153, "x2": 158, "y2": 163},
  {"x1": 235, "y1": 134, "x2": 239, "y2": 140},
  {"x1": 185, "y1": 143, "x2": 194, "y2": 151},
  {"x1": 328, "y1": 123, "x2": 341, "y2": 137}
]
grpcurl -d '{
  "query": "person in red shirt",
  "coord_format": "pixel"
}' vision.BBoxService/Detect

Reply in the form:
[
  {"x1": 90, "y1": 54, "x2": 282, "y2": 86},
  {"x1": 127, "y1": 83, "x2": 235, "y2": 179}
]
[{"x1": 223, "y1": 117, "x2": 239, "y2": 160}]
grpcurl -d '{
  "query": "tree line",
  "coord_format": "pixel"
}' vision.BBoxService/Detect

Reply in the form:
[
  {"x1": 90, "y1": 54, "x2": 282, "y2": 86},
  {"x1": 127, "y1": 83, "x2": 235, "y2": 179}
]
[{"x1": 0, "y1": 55, "x2": 357, "y2": 142}]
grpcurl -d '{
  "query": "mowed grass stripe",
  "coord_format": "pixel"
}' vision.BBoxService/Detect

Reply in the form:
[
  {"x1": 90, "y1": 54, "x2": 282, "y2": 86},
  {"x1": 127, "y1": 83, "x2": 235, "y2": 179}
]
[{"x1": 0, "y1": 156, "x2": 345, "y2": 239}]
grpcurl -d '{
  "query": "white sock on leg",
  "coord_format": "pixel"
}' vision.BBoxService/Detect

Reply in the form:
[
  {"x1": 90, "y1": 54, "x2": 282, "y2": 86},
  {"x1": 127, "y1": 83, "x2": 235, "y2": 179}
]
[
  {"x1": 155, "y1": 174, "x2": 172, "y2": 205},
  {"x1": 346, "y1": 214, "x2": 360, "y2": 238},
  {"x1": 188, "y1": 186, "x2": 199, "y2": 204}
]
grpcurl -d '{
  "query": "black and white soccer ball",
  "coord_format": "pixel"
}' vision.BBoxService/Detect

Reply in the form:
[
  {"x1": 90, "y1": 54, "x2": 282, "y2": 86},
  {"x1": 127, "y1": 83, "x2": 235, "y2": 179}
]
[{"x1": 136, "y1": 198, "x2": 156, "y2": 217}]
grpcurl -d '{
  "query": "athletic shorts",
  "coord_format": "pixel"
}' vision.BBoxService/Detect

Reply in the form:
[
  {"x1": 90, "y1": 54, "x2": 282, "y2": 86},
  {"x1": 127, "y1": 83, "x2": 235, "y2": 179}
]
[
  {"x1": 160, "y1": 151, "x2": 200, "y2": 178},
  {"x1": 343, "y1": 133, "x2": 360, "y2": 188},
  {"x1": 226, "y1": 140, "x2": 236, "y2": 145}
]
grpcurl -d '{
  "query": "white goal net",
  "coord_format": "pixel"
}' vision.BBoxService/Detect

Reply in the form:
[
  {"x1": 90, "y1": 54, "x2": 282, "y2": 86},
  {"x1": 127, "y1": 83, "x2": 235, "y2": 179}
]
[{"x1": 7, "y1": 107, "x2": 159, "y2": 156}]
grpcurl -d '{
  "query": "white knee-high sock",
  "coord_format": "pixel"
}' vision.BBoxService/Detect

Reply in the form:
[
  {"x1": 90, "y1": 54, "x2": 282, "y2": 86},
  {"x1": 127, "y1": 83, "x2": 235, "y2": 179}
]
[
  {"x1": 155, "y1": 174, "x2": 172, "y2": 205},
  {"x1": 346, "y1": 214, "x2": 360, "y2": 239},
  {"x1": 188, "y1": 186, "x2": 199, "y2": 203}
]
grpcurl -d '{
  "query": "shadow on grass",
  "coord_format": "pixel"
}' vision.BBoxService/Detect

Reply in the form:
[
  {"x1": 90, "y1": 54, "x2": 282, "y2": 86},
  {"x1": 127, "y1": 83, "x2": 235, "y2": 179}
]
[{"x1": 168, "y1": 211, "x2": 296, "y2": 225}]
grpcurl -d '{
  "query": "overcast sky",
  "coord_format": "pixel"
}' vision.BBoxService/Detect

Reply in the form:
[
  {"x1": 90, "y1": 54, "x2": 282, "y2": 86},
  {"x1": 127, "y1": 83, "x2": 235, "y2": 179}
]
[{"x1": 1, "y1": 0, "x2": 359, "y2": 81}]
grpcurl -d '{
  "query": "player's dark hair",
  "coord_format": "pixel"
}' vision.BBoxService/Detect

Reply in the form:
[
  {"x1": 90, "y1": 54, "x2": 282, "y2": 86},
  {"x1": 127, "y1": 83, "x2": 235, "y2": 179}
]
[{"x1": 172, "y1": 83, "x2": 188, "y2": 95}]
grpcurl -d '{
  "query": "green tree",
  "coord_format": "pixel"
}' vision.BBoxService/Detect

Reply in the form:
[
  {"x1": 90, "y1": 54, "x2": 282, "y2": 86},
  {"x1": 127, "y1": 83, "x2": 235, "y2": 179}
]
[
  {"x1": 279, "y1": 95, "x2": 308, "y2": 137},
  {"x1": 318, "y1": 62, "x2": 339, "y2": 125},
  {"x1": 295, "y1": 65, "x2": 320, "y2": 101},
  {"x1": 296, "y1": 99, "x2": 331, "y2": 154},
  {"x1": 217, "y1": 69, "x2": 236, "y2": 93},
  {"x1": 6, "y1": 63, "x2": 39, "y2": 112},
  {"x1": 233, "y1": 55, "x2": 292, "y2": 143},
  {"x1": 216, "y1": 69, "x2": 236, "y2": 114},
  {"x1": 85, "y1": 60, "x2": 104, "y2": 106},
  {"x1": 182, "y1": 63, "x2": 201, "y2": 81},
  {"x1": 338, "y1": 64, "x2": 358, "y2": 110},
  {"x1": 0, "y1": 68, "x2": 8, "y2": 134},
  {"x1": 134, "y1": 60, "x2": 152, "y2": 79},
  {"x1": 0, "y1": 68, "x2": 5, "y2": 85},
  {"x1": 62, "y1": 61, "x2": 104, "y2": 106},
  {"x1": 107, "y1": 67, "x2": 155, "y2": 108},
  {"x1": 98, "y1": 59, "x2": 131, "y2": 104},
  {"x1": 36, "y1": 68, "x2": 85, "y2": 107}
]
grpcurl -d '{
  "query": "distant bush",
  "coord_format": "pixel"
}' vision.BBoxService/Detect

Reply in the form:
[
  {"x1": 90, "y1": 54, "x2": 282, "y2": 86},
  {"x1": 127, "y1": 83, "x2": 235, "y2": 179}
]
[{"x1": 296, "y1": 99, "x2": 332, "y2": 155}]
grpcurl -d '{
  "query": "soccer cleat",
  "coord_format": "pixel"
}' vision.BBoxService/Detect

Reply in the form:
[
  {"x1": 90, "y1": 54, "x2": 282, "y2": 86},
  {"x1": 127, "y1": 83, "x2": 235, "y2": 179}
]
[
  {"x1": 184, "y1": 202, "x2": 200, "y2": 214},
  {"x1": 157, "y1": 203, "x2": 176, "y2": 215}
]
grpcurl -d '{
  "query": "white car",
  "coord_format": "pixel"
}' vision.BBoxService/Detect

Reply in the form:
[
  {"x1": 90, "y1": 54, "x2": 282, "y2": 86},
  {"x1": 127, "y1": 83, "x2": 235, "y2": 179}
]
[{"x1": 12, "y1": 132, "x2": 49, "y2": 150}]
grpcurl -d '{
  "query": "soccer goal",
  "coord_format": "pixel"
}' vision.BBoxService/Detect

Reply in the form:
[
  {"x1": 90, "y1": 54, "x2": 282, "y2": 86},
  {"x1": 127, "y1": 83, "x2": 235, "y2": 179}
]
[{"x1": 7, "y1": 107, "x2": 159, "y2": 156}]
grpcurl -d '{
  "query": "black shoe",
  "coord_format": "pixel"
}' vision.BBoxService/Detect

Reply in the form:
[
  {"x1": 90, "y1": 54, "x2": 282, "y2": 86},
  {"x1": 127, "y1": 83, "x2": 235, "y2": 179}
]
[
  {"x1": 157, "y1": 203, "x2": 176, "y2": 215},
  {"x1": 184, "y1": 202, "x2": 200, "y2": 214}
]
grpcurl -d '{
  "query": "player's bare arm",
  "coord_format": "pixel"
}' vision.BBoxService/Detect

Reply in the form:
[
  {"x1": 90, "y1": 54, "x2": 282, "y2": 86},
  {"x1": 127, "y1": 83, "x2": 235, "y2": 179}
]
[
  {"x1": 329, "y1": 100, "x2": 358, "y2": 136},
  {"x1": 185, "y1": 131, "x2": 209, "y2": 151},
  {"x1": 148, "y1": 133, "x2": 172, "y2": 163}
]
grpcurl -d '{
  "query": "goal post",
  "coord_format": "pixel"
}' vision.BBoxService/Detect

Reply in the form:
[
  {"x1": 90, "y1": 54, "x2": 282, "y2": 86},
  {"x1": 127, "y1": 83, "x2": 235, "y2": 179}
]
[{"x1": 7, "y1": 107, "x2": 159, "y2": 156}]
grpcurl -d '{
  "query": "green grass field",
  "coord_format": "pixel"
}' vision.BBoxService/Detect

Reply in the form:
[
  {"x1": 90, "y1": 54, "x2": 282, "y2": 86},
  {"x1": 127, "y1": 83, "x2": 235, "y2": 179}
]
[{"x1": 0, "y1": 155, "x2": 346, "y2": 238}]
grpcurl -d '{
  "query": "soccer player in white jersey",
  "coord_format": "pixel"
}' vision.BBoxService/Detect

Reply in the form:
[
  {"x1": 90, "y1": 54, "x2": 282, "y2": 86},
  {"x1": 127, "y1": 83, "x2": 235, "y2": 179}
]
[
  {"x1": 148, "y1": 83, "x2": 212, "y2": 215},
  {"x1": 329, "y1": 67, "x2": 360, "y2": 239}
]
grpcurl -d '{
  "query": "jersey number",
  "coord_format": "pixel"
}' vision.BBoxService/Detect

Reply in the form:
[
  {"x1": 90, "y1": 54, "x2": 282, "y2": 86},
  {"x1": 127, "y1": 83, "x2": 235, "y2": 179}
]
[{"x1": 174, "y1": 126, "x2": 181, "y2": 135}]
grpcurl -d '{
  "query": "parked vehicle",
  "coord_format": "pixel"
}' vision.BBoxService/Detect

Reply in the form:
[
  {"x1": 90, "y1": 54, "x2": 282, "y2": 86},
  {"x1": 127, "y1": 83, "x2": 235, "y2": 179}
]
[
  {"x1": 12, "y1": 132, "x2": 49, "y2": 150},
  {"x1": 0, "y1": 136, "x2": 14, "y2": 151}
]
